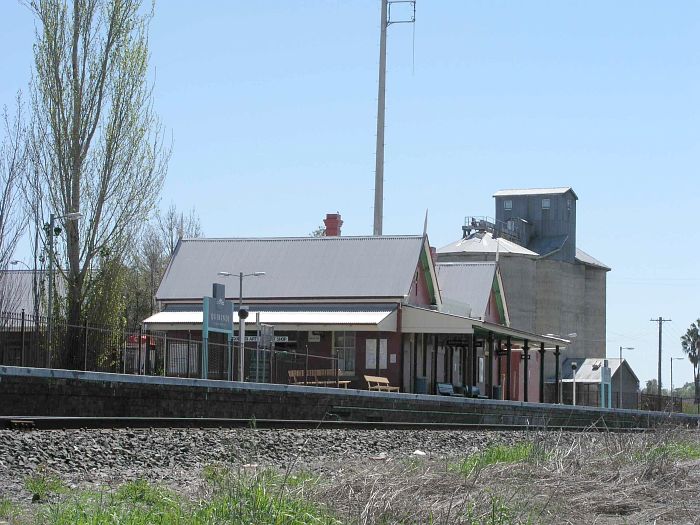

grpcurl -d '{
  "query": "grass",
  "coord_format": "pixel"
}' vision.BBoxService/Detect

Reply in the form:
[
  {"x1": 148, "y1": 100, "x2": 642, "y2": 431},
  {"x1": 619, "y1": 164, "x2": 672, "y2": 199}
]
[
  {"x1": 30, "y1": 468, "x2": 339, "y2": 525},
  {"x1": 462, "y1": 495, "x2": 532, "y2": 525},
  {"x1": 24, "y1": 469, "x2": 67, "y2": 502},
  {"x1": 454, "y1": 443, "x2": 542, "y2": 476},
  {"x1": 8, "y1": 430, "x2": 700, "y2": 524},
  {"x1": 635, "y1": 440, "x2": 700, "y2": 462},
  {"x1": 0, "y1": 498, "x2": 20, "y2": 520}
]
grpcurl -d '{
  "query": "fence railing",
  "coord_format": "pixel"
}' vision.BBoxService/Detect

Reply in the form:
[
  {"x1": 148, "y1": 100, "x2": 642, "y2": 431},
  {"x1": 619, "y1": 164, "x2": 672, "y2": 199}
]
[{"x1": 0, "y1": 310, "x2": 341, "y2": 385}]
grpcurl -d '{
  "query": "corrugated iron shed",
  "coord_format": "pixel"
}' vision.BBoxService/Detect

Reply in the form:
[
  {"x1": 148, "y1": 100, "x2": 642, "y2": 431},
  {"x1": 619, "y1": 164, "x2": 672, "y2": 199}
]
[{"x1": 561, "y1": 358, "x2": 639, "y2": 383}]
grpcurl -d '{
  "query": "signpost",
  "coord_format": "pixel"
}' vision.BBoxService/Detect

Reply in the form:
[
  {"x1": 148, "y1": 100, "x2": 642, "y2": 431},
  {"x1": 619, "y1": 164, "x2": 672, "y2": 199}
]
[
  {"x1": 600, "y1": 359, "x2": 612, "y2": 408},
  {"x1": 202, "y1": 283, "x2": 234, "y2": 380}
]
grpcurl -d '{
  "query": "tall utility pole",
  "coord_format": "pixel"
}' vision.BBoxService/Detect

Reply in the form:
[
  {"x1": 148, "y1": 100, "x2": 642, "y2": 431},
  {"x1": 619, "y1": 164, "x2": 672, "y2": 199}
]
[
  {"x1": 373, "y1": 0, "x2": 388, "y2": 236},
  {"x1": 650, "y1": 317, "x2": 671, "y2": 397},
  {"x1": 373, "y1": 0, "x2": 416, "y2": 236}
]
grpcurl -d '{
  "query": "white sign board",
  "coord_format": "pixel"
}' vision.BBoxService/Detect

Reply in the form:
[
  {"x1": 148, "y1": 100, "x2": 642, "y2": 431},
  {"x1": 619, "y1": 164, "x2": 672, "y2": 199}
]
[
  {"x1": 232, "y1": 335, "x2": 288, "y2": 343},
  {"x1": 365, "y1": 339, "x2": 388, "y2": 370},
  {"x1": 365, "y1": 339, "x2": 377, "y2": 369}
]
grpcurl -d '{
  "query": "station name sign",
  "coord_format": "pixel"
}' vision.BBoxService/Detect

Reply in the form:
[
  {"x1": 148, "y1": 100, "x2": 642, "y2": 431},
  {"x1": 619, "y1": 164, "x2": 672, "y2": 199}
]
[{"x1": 232, "y1": 335, "x2": 289, "y2": 343}]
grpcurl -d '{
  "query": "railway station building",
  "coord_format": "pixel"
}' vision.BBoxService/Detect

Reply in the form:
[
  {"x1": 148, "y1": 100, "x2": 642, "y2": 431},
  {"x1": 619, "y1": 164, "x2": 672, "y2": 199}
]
[{"x1": 143, "y1": 224, "x2": 568, "y2": 402}]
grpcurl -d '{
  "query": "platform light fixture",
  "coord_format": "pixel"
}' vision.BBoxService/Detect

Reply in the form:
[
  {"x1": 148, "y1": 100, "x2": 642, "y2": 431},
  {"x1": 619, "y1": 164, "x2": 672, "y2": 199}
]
[
  {"x1": 217, "y1": 270, "x2": 266, "y2": 381},
  {"x1": 10, "y1": 260, "x2": 31, "y2": 270}
]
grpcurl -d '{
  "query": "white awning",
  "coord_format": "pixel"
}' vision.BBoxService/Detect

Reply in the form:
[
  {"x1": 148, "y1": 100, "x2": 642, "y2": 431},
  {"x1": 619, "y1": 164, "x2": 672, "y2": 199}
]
[
  {"x1": 401, "y1": 305, "x2": 475, "y2": 334},
  {"x1": 143, "y1": 308, "x2": 398, "y2": 332}
]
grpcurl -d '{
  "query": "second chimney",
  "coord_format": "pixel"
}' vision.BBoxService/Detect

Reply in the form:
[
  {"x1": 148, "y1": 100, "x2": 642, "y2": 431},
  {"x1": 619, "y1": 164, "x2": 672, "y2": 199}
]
[{"x1": 323, "y1": 213, "x2": 343, "y2": 236}]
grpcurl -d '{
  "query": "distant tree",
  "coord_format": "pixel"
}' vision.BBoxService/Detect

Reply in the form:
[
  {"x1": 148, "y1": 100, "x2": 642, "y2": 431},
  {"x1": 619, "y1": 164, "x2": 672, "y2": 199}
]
[
  {"x1": 157, "y1": 204, "x2": 202, "y2": 258},
  {"x1": 26, "y1": 0, "x2": 169, "y2": 367},
  {"x1": 124, "y1": 205, "x2": 202, "y2": 329},
  {"x1": 310, "y1": 225, "x2": 326, "y2": 237},
  {"x1": 0, "y1": 98, "x2": 28, "y2": 313},
  {"x1": 674, "y1": 381, "x2": 696, "y2": 400},
  {"x1": 681, "y1": 320, "x2": 700, "y2": 402},
  {"x1": 642, "y1": 379, "x2": 668, "y2": 396}
]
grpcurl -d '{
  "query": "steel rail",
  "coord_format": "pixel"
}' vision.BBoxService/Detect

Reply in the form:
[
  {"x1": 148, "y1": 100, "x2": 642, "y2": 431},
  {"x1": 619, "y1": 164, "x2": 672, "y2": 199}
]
[{"x1": 1, "y1": 416, "x2": 651, "y2": 432}]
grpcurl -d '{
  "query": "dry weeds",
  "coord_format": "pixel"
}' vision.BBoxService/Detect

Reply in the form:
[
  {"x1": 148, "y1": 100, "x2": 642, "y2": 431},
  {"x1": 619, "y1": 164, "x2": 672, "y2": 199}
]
[{"x1": 306, "y1": 428, "x2": 700, "y2": 524}]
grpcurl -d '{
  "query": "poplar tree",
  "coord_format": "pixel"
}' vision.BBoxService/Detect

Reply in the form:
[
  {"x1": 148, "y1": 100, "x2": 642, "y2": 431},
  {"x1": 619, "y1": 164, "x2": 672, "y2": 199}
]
[{"x1": 28, "y1": 0, "x2": 169, "y2": 367}]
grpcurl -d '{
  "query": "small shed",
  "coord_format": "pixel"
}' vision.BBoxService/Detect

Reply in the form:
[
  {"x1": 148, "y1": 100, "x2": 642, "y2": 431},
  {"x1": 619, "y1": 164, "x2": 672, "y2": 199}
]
[{"x1": 561, "y1": 358, "x2": 639, "y2": 409}]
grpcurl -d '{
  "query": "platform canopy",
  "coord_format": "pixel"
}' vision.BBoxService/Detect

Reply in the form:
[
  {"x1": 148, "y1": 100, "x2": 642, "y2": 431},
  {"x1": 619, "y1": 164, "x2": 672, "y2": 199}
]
[{"x1": 143, "y1": 305, "x2": 398, "y2": 332}]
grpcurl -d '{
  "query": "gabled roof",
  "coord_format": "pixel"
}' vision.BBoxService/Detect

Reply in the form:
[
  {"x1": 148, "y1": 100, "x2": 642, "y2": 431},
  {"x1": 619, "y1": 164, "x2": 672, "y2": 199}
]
[
  {"x1": 0, "y1": 270, "x2": 65, "y2": 313},
  {"x1": 436, "y1": 262, "x2": 496, "y2": 319},
  {"x1": 437, "y1": 232, "x2": 537, "y2": 257},
  {"x1": 561, "y1": 358, "x2": 639, "y2": 384},
  {"x1": 156, "y1": 236, "x2": 434, "y2": 302},
  {"x1": 493, "y1": 187, "x2": 578, "y2": 199}
]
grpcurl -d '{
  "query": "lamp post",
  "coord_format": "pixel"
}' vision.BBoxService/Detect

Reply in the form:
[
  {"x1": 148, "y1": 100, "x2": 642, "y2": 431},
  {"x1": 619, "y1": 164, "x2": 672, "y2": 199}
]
[
  {"x1": 46, "y1": 211, "x2": 82, "y2": 368},
  {"x1": 217, "y1": 270, "x2": 265, "y2": 381},
  {"x1": 618, "y1": 346, "x2": 634, "y2": 409},
  {"x1": 670, "y1": 357, "x2": 684, "y2": 401},
  {"x1": 571, "y1": 362, "x2": 578, "y2": 405}
]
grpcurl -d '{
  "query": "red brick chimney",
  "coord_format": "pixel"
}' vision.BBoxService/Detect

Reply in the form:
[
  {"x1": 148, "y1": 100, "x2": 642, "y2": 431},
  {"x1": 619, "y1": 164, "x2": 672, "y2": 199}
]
[{"x1": 323, "y1": 213, "x2": 343, "y2": 236}]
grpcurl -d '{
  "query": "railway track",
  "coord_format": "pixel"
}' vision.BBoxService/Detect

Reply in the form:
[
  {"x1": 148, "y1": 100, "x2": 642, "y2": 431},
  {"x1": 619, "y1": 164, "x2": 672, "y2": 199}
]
[{"x1": 1, "y1": 415, "x2": 651, "y2": 432}]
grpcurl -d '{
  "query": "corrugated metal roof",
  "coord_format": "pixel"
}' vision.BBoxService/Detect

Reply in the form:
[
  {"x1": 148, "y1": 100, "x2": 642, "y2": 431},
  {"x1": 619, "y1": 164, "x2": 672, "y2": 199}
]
[
  {"x1": 561, "y1": 358, "x2": 638, "y2": 383},
  {"x1": 493, "y1": 187, "x2": 578, "y2": 199},
  {"x1": 156, "y1": 236, "x2": 426, "y2": 301},
  {"x1": 437, "y1": 232, "x2": 537, "y2": 256},
  {"x1": 436, "y1": 262, "x2": 496, "y2": 318},
  {"x1": 0, "y1": 270, "x2": 65, "y2": 314},
  {"x1": 575, "y1": 248, "x2": 611, "y2": 271}
]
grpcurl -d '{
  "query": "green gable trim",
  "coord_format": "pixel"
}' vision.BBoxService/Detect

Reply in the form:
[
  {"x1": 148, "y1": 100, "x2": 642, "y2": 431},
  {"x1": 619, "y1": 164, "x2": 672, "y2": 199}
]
[
  {"x1": 419, "y1": 247, "x2": 437, "y2": 306},
  {"x1": 492, "y1": 276, "x2": 506, "y2": 325}
]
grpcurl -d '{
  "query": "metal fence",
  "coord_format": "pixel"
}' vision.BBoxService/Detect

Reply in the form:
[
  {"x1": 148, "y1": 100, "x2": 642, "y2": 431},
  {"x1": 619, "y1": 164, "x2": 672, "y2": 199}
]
[{"x1": 0, "y1": 310, "x2": 340, "y2": 385}]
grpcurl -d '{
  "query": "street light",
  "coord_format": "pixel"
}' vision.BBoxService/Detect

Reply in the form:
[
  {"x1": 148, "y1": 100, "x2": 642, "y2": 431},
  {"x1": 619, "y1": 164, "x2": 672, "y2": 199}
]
[
  {"x1": 47, "y1": 211, "x2": 82, "y2": 368},
  {"x1": 618, "y1": 346, "x2": 634, "y2": 409},
  {"x1": 10, "y1": 260, "x2": 31, "y2": 270},
  {"x1": 217, "y1": 270, "x2": 266, "y2": 381},
  {"x1": 670, "y1": 357, "x2": 684, "y2": 400},
  {"x1": 571, "y1": 362, "x2": 578, "y2": 405}
]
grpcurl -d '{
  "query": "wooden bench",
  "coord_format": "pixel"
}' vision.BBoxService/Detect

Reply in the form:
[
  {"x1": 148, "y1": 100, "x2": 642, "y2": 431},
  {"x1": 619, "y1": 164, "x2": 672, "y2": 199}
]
[
  {"x1": 364, "y1": 375, "x2": 400, "y2": 392},
  {"x1": 288, "y1": 369, "x2": 350, "y2": 388}
]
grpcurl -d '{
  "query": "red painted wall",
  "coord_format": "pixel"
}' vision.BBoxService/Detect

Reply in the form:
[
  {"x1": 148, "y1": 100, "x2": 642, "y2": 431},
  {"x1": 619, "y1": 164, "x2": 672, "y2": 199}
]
[
  {"x1": 484, "y1": 290, "x2": 502, "y2": 324},
  {"x1": 407, "y1": 262, "x2": 432, "y2": 307}
]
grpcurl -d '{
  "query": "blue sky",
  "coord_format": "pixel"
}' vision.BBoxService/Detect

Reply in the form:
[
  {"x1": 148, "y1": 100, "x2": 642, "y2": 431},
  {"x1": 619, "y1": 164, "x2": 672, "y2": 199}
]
[{"x1": 1, "y1": 1, "x2": 699, "y2": 387}]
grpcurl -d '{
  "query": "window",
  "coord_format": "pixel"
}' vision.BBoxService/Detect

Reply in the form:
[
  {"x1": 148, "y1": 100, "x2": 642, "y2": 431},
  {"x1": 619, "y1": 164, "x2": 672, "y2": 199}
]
[
  {"x1": 567, "y1": 199, "x2": 572, "y2": 211},
  {"x1": 542, "y1": 198, "x2": 551, "y2": 210},
  {"x1": 333, "y1": 331, "x2": 356, "y2": 372},
  {"x1": 503, "y1": 200, "x2": 513, "y2": 211}
]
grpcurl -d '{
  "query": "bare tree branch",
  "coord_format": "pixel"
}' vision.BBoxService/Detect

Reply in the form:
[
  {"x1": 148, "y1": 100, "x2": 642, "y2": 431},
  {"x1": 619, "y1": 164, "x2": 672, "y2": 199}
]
[{"x1": 0, "y1": 96, "x2": 29, "y2": 313}]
